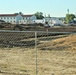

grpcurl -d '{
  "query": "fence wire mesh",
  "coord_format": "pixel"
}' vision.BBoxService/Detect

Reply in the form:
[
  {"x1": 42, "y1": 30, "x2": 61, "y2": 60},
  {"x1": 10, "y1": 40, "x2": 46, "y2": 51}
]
[
  {"x1": 0, "y1": 31, "x2": 35, "y2": 48},
  {"x1": 0, "y1": 30, "x2": 76, "y2": 75}
]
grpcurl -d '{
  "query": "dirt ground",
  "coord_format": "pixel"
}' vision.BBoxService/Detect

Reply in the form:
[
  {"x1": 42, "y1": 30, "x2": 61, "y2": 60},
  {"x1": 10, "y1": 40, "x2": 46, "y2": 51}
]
[{"x1": 0, "y1": 34, "x2": 76, "y2": 75}]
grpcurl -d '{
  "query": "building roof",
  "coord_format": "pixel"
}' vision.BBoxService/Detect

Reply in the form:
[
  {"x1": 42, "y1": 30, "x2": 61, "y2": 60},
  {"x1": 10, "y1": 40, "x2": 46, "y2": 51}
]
[
  {"x1": 0, "y1": 14, "x2": 18, "y2": 16},
  {"x1": 22, "y1": 14, "x2": 34, "y2": 17},
  {"x1": 0, "y1": 14, "x2": 34, "y2": 17}
]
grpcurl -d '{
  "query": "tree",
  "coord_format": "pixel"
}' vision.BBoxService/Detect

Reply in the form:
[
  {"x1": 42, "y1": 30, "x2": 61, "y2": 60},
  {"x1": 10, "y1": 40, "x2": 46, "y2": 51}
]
[
  {"x1": 35, "y1": 12, "x2": 44, "y2": 19},
  {"x1": 66, "y1": 14, "x2": 75, "y2": 23},
  {"x1": 14, "y1": 13, "x2": 18, "y2": 15},
  {"x1": 19, "y1": 12, "x2": 23, "y2": 15},
  {"x1": 14, "y1": 12, "x2": 23, "y2": 15},
  {"x1": 69, "y1": 14, "x2": 75, "y2": 21}
]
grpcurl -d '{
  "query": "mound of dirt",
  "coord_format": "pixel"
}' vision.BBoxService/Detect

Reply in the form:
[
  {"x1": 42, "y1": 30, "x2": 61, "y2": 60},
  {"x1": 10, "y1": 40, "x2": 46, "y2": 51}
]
[{"x1": 38, "y1": 35, "x2": 76, "y2": 51}]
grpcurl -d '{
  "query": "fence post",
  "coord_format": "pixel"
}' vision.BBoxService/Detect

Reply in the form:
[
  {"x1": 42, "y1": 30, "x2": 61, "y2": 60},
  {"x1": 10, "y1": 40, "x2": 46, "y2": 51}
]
[{"x1": 35, "y1": 31, "x2": 38, "y2": 75}]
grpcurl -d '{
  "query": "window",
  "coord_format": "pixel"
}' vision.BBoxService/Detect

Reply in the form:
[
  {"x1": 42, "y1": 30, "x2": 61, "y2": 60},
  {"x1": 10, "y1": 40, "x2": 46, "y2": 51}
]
[
  {"x1": 28, "y1": 17, "x2": 30, "y2": 19},
  {"x1": 28, "y1": 17, "x2": 29, "y2": 19}
]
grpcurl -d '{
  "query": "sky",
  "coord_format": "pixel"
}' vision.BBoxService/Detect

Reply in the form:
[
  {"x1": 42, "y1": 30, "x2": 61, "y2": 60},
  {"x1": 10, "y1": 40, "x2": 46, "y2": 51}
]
[{"x1": 0, "y1": 0, "x2": 76, "y2": 17}]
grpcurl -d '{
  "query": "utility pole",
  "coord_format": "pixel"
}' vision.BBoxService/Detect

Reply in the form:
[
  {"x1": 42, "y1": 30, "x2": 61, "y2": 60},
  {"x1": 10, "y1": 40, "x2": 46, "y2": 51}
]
[
  {"x1": 67, "y1": 9, "x2": 69, "y2": 14},
  {"x1": 67, "y1": 9, "x2": 69, "y2": 23}
]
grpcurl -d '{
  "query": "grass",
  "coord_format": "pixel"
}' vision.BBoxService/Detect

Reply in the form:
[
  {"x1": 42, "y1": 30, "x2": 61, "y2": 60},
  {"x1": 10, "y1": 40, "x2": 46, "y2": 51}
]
[{"x1": 0, "y1": 34, "x2": 76, "y2": 75}]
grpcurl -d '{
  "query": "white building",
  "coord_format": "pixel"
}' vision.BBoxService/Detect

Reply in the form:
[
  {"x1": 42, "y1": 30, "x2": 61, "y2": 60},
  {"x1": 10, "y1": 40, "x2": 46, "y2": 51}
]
[
  {"x1": 33, "y1": 19, "x2": 45, "y2": 24},
  {"x1": 32, "y1": 17, "x2": 63, "y2": 26},
  {"x1": 19, "y1": 14, "x2": 36, "y2": 24},
  {"x1": 43, "y1": 17, "x2": 63, "y2": 26},
  {"x1": 0, "y1": 13, "x2": 36, "y2": 24}
]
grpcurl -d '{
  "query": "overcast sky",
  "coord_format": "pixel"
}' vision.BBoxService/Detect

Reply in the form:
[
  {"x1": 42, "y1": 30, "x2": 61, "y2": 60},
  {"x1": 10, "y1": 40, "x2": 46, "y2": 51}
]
[{"x1": 0, "y1": 0, "x2": 76, "y2": 17}]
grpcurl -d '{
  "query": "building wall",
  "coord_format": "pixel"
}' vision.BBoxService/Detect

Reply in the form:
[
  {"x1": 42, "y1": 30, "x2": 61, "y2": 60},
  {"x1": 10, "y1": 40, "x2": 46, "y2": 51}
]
[
  {"x1": 19, "y1": 19, "x2": 34, "y2": 24},
  {"x1": 0, "y1": 16, "x2": 16, "y2": 24},
  {"x1": 19, "y1": 15, "x2": 36, "y2": 24},
  {"x1": 31, "y1": 15, "x2": 36, "y2": 20},
  {"x1": 16, "y1": 14, "x2": 23, "y2": 24},
  {"x1": 43, "y1": 17, "x2": 63, "y2": 25},
  {"x1": 33, "y1": 19, "x2": 44, "y2": 24}
]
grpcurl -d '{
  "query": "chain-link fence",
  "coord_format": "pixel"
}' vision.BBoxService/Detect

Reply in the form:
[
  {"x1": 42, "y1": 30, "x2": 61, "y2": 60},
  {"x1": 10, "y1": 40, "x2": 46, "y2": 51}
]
[{"x1": 0, "y1": 30, "x2": 76, "y2": 75}]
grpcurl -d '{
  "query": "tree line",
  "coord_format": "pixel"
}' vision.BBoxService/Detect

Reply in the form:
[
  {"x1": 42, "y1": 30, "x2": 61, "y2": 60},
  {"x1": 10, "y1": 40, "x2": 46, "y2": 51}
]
[{"x1": 34, "y1": 12, "x2": 76, "y2": 23}]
